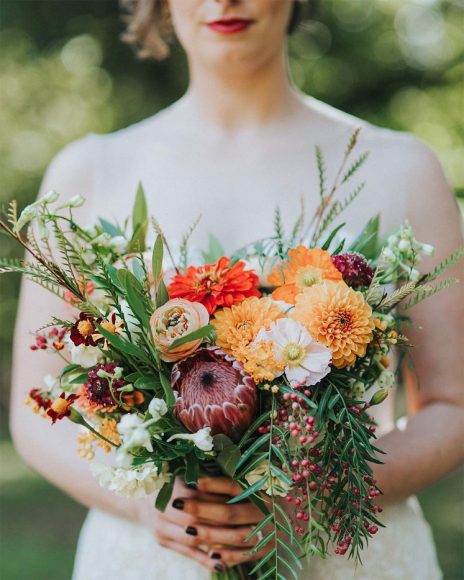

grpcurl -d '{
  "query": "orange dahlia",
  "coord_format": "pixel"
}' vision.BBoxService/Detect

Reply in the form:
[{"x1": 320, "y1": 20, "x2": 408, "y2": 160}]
[
  {"x1": 291, "y1": 281, "x2": 375, "y2": 368},
  {"x1": 212, "y1": 296, "x2": 284, "y2": 355},
  {"x1": 267, "y1": 246, "x2": 342, "y2": 304},
  {"x1": 168, "y1": 256, "x2": 260, "y2": 315}
]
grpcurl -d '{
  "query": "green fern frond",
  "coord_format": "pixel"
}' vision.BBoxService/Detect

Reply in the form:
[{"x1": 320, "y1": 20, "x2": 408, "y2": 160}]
[
  {"x1": 316, "y1": 146, "x2": 326, "y2": 199},
  {"x1": 179, "y1": 214, "x2": 202, "y2": 272},
  {"x1": 345, "y1": 127, "x2": 361, "y2": 157},
  {"x1": 376, "y1": 281, "x2": 417, "y2": 311},
  {"x1": 401, "y1": 278, "x2": 458, "y2": 310},
  {"x1": 341, "y1": 152, "x2": 369, "y2": 185},
  {"x1": 290, "y1": 197, "x2": 305, "y2": 246},
  {"x1": 421, "y1": 246, "x2": 464, "y2": 283},
  {"x1": 274, "y1": 207, "x2": 285, "y2": 258},
  {"x1": 7, "y1": 200, "x2": 18, "y2": 228}
]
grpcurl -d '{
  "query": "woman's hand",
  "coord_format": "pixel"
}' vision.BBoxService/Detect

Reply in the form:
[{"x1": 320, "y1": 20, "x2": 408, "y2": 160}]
[{"x1": 137, "y1": 477, "x2": 271, "y2": 573}]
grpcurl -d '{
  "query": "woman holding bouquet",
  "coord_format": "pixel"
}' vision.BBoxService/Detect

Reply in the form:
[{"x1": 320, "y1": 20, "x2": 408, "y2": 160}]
[{"x1": 10, "y1": 0, "x2": 463, "y2": 578}]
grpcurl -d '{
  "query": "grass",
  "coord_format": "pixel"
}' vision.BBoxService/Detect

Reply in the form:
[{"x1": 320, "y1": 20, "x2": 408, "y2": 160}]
[{"x1": 0, "y1": 440, "x2": 463, "y2": 579}]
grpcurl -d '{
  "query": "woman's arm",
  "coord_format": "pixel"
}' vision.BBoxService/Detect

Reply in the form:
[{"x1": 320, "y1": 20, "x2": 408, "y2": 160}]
[{"x1": 372, "y1": 135, "x2": 464, "y2": 505}]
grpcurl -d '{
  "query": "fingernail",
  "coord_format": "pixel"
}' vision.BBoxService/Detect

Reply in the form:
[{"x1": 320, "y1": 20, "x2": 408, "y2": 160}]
[
  {"x1": 186, "y1": 482, "x2": 197, "y2": 489},
  {"x1": 186, "y1": 526, "x2": 197, "y2": 536},
  {"x1": 214, "y1": 563, "x2": 224, "y2": 572},
  {"x1": 211, "y1": 552, "x2": 221, "y2": 559},
  {"x1": 172, "y1": 499, "x2": 184, "y2": 510}
]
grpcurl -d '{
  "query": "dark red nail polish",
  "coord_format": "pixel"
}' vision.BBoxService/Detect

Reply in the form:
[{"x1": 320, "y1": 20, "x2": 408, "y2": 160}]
[
  {"x1": 186, "y1": 526, "x2": 197, "y2": 536},
  {"x1": 186, "y1": 482, "x2": 197, "y2": 489},
  {"x1": 214, "y1": 563, "x2": 224, "y2": 572},
  {"x1": 172, "y1": 499, "x2": 184, "y2": 510},
  {"x1": 211, "y1": 552, "x2": 221, "y2": 559}
]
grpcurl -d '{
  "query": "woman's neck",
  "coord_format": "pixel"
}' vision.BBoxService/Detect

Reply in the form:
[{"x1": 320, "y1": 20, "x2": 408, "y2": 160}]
[{"x1": 177, "y1": 49, "x2": 305, "y2": 134}]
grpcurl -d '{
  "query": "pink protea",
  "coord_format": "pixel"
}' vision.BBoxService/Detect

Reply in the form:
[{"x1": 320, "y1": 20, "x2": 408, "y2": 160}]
[
  {"x1": 332, "y1": 253, "x2": 374, "y2": 288},
  {"x1": 171, "y1": 346, "x2": 257, "y2": 441}
]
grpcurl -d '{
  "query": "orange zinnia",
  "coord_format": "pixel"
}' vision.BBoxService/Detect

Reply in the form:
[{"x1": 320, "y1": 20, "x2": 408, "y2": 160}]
[
  {"x1": 168, "y1": 256, "x2": 260, "y2": 315},
  {"x1": 212, "y1": 296, "x2": 284, "y2": 355},
  {"x1": 267, "y1": 246, "x2": 342, "y2": 304},
  {"x1": 291, "y1": 281, "x2": 375, "y2": 368}
]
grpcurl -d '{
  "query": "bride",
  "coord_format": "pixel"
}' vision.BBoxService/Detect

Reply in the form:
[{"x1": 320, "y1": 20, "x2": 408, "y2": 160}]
[{"x1": 10, "y1": 1, "x2": 463, "y2": 578}]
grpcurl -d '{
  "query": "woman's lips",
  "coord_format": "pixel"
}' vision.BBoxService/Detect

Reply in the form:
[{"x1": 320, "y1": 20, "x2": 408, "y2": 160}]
[{"x1": 206, "y1": 19, "x2": 254, "y2": 34}]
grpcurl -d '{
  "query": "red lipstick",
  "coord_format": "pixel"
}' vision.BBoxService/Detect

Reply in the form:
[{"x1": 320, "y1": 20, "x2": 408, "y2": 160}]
[{"x1": 207, "y1": 18, "x2": 254, "y2": 34}]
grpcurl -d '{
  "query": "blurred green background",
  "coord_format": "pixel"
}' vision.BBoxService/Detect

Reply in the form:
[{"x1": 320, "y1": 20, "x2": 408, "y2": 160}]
[{"x1": 0, "y1": 0, "x2": 463, "y2": 578}]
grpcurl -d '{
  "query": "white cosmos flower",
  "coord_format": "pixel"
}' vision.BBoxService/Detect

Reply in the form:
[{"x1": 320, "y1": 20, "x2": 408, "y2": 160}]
[
  {"x1": 167, "y1": 427, "x2": 213, "y2": 452},
  {"x1": 255, "y1": 318, "x2": 332, "y2": 388},
  {"x1": 68, "y1": 343, "x2": 103, "y2": 369},
  {"x1": 148, "y1": 398, "x2": 168, "y2": 422},
  {"x1": 117, "y1": 414, "x2": 153, "y2": 452},
  {"x1": 90, "y1": 462, "x2": 169, "y2": 499}
]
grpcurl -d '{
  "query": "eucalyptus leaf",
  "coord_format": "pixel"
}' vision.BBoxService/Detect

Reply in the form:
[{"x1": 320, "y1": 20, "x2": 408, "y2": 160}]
[
  {"x1": 155, "y1": 474, "x2": 175, "y2": 512},
  {"x1": 168, "y1": 324, "x2": 215, "y2": 351}
]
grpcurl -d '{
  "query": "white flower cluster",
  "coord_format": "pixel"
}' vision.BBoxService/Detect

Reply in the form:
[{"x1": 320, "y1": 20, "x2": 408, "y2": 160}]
[
  {"x1": 90, "y1": 462, "x2": 169, "y2": 499},
  {"x1": 381, "y1": 221, "x2": 434, "y2": 281}
]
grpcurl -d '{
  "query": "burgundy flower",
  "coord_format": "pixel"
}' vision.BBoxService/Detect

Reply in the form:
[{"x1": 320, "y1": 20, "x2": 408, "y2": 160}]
[
  {"x1": 82, "y1": 362, "x2": 125, "y2": 408},
  {"x1": 27, "y1": 388, "x2": 52, "y2": 411},
  {"x1": 70, "y1": 313, "x2": 99, "y2": 347},
  {"x1": 171, "y1": 346, "x2": 257, "y2": 441},
  {"x1": 332, "y1": 253, "x2": 374, "y2": 288},
  {"x1": 47, "y1": 392, "x2": 78, "y2": 424}
]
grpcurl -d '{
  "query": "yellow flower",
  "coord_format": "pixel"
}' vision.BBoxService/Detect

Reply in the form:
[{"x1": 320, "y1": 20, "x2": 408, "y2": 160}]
[
  {"x1": 291, "y1": 281, "x2": 374, "y2": 368},
  {"x1": 236, "y1": 340, "x2": 285, "y2": 383},
  {"x1": 212, "y1": 296, "x2": 284, "y2": 355},
  {"x1": 97, "y1": 418, "x2": 121, "y2": 453}
]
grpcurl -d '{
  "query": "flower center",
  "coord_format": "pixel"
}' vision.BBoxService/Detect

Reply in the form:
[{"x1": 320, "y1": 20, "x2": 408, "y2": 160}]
[
  {"x1": 282, "y1": 342, "x2": 306, "y2": 366},
  {"x1": 200, "y1": 371, "x2": 215, "y2": 387},
  {"x1": 77, "y1": 319, "x2": 94, "y2": 337},
  {"x1": 50, "y1": 397, "x2": 69, "y2": 414},
  {"x1": 296, "y1": 267, "x2": 322, "y2": 289},
  {"x1": 336, "y1": 310, "x2": 352, "y2": 330}
]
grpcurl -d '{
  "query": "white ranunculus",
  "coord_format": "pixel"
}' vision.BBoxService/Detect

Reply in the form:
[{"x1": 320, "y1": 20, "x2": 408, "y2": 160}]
[
  {"x1": 148, "y1": 398, "x2": 168, "y2": 422},
  {"x1": 69, "y1": 343, "x2": 103, "y2": 369},
  {"x1": 90, "y1": 462, "x2": 169, "y2": 499},
  {"x1": 167, "y1": 427, "x2": 213, "y2": 452},
  {"x1": 117, "y1": 414, "x2": 153, "y2": 452}
]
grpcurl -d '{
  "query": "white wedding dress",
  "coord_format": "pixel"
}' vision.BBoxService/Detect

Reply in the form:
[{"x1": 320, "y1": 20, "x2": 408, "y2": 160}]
[{"x1": 70, "y1": 129, "x2": 442, "y2": 580}]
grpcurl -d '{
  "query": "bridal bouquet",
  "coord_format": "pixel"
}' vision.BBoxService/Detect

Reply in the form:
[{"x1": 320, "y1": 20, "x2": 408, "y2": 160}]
[{"x1": 2, "y1": 130, "x2": 462, "y2": 579}]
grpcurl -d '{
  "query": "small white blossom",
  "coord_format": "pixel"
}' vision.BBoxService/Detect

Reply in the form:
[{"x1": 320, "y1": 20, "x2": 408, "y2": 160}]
[
  {"x1": 118, "y1": 414, "x2": 153, "y2": 452},
  {"x1": 167, "y1": 427, "x2": 214, "y2": 452},
  {"x1": 378, "y1": 370, "x2": 395, "y2": 388},
  {"x1": 69, "y1": 343, "x2": 103, "y2": 369},
  {"x1": 148, "y1": 398, "x2": 168, "y2": 422},
  {"x1": 81, "y1": 249, "x2": 97, "y2": 266},
  {"x1": 90, "y1": 462, "x2": 170, "y2": 499},
  {"x1": 109, "y1": 235, "x2": 128, "y2": 254}
]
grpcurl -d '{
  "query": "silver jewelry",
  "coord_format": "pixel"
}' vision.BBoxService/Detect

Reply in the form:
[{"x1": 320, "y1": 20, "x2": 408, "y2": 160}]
[{"x1": 256, "y1": 530, "x2": 264, "y2": 543}]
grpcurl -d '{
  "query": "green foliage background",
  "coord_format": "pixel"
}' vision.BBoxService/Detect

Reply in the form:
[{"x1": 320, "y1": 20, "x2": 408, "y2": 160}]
[{"x1": 0, "y1": 1, "x2": 463, "y2": 579}]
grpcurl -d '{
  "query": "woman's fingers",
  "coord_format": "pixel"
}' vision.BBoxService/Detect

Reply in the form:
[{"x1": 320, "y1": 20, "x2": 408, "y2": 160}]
[
  {"x1": 195, "y1": 476, "x2": 244, "y2": 497},
  {"x1": 171, "y1": 496, "x2": 263, "y2": 525},
  {"x1": 181, "y1": 522, "x2": 257, "y2": 548},
  {"x1": 160, "y1": 538, "x2": 227, "y2": 573},
  {"x1": 208, "y1": 545, "x2": 272, "y2": 567}
]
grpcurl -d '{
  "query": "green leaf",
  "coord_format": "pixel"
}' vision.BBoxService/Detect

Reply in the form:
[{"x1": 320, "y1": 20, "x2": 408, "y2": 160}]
[
  {"x1": 270, "y1": 464, "x2": 293, "y2": 488},
  {"x1": 98, "y1": 217, "x2": 123, "y2": 237},
  {"x1": 217, "y1": 444, "x2": 241, "y2": 477},
  {"x1": 68, "y1": 373, "x2": 89, "y2": 385},
  {"x1": 94, "y1": 322, "x2": 150, "y2": 361},
  {"x1": 185, "y1": 452, "x2": 199, "y2": 486},
  {"x1": 159, "y1": 372, "x2": 175, "y2": 407},
  {"x1": 132, "y1": 182, "x2": 148, "y2": 232},
  {"x1": 128, "y1": 221, "x2": 148, "y2": 253},
  {"x1": 155, "y1": 279, "x2": 170, "y2": 308},
  {"x1": 117, "y1": 268, "x2": 151, "y2": 325},
  {"x1": 236, "y1": 433, "x2": 269, "y2": 469},
  {"x1": 134, "y1": 375, "x2": 162, "y2": 391},
  {"x1": 201, "y1": 234, "x2": 225, "y2": 264},
  {"x1": 152, "y1": 235, "x2": 164, "y2": 288},
  {"x1": 213, "y1": 434, "x2": 235, "y2": 452},
  {"x1": 168, "y1": 324, "x2": 215, "y2": 351},
  {"x1": 155, "y1": 474, "x2": 175, "y2": 512},
  {"x1": 249, "y1": 550, "x2": 276, "y2": 575},
  {"x1": 321, "y1": 222, "x2": 345, "y2": 251},
  {"x1": 244, "y1": 513, "x2": 274, "y2": 542},
  {"x1": 227, "y1": 475, "x2": 268, "y2": 504},
  {"x1": 349, "y1": 214, "x2": 380, "y2": 259}
]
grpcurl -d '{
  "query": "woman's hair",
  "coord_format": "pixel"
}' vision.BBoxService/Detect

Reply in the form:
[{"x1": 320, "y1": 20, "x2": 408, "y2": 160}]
[{"x1": 119, "y1": 0, "x2": 312, "y2": 62}]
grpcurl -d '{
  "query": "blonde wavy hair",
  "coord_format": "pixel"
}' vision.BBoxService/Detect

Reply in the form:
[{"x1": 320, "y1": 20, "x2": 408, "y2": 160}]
[
  {"x1": 119, "y1": 0, "x2": 310, "y2": 62},
  {"x1": 119, "y1": 0, "x2": 174, "y2": 61}
]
